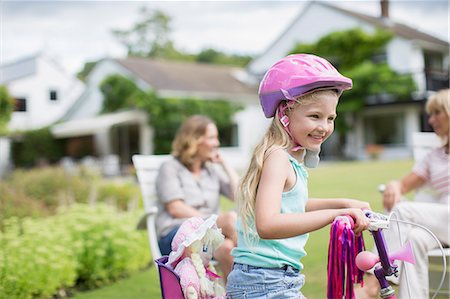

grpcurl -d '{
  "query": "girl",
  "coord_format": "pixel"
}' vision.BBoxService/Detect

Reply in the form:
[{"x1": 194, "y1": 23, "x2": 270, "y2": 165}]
[{"x1": 226, "y1": 54, "x2": 370, "y2": 298}]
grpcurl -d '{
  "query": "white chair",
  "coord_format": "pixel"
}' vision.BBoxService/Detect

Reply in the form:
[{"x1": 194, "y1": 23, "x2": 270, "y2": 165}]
[
  {"x1": 411, "y1": 132, "x2": 449, "y2": 296},
  {"x1": 133, "y1": 154, "x2": 171, "y2": 262}
]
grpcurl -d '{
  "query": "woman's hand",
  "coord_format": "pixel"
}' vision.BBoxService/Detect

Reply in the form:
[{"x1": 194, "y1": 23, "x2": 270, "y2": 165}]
[
  {"x1": 208, "y1": 148, "x2": 223, "y2": 164},
  {"x1": 383, "y1": 181, "x2": 402, "y2": 211}
]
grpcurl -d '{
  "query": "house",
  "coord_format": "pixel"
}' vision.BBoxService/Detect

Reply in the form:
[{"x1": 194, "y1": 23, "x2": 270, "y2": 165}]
[
  {"x1": 0, "y1": 52, "x2": 84, "y2": 131},
  {"x1": 0, "y1": 52, "x2": 84, "y2": 177},
  {"x1": 248, "y1": 1, "x2": 449, "y2": 160},
  {"x1": 51, "y1": 57, "x2": 267, "y2": 172}
]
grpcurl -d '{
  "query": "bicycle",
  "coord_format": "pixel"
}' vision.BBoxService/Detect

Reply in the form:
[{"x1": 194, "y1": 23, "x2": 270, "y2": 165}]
[{"x1": 355, "y1": 210, "x2": 448, "y2": 299}]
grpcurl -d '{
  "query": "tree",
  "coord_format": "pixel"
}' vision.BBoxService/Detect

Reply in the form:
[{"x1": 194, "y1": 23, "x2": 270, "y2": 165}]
[
  {"x1": 110, "y1": 7, "x2": 252, "y2": 67},
  {"x1": 112, "y1": 7, "x2": 174, "y2": 58},
  {"x1": 99, "y1": 74, "x2": 146, "y2": 113},
  {"x1": 196, "y1": 48, "x2": 252, "y2": 66},
  {"x1": 77, "y1": 61, "x2": 98, "y2": 82},
  {"x1": 0, "y1": 85, "x2": 14, "y2": 135}
]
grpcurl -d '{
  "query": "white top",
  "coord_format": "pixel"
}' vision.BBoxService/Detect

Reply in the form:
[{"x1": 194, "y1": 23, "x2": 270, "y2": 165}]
[{"x1": 412, "y1": 147, "x2": 450, "y2": 204}]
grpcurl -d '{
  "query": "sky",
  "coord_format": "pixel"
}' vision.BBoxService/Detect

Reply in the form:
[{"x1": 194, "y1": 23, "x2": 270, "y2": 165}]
[{"x1": 1, "y1": 1, "x2": 449, "y2": 76}]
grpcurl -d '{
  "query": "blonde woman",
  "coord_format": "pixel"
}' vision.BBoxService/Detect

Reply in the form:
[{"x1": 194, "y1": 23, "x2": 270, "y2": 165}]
[
  {"x1": 155, "y1": 115, "x2": 239, "y2": 279},
  {"x1": 356, "y1": 89, "x2": 450, "y2": 299},
  {"x1": 226, "y1": 54, "x2": 370, "y2": 298}
]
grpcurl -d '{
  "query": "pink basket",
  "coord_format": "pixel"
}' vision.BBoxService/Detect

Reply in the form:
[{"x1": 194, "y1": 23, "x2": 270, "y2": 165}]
[{"x1": 156, "y1": 256, "x2": 184, "y2": 299}]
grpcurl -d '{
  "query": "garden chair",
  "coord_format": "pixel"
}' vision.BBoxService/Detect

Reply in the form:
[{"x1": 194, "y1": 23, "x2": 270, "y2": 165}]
[
  {"x1": 411, "y1": 132, "x2": 449, "y2": 296},
  {"x1": 133, "y1": 154, "x2": 171, "y2": 262}
]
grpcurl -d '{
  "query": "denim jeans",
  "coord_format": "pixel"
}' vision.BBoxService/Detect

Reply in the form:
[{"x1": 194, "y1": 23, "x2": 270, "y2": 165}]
[
  {"x1": 226, "y1": 263, "x2": 305, "y2": 299},
  {"x1": 158, "y1": 225, "x2": 180, "y2": 256}
]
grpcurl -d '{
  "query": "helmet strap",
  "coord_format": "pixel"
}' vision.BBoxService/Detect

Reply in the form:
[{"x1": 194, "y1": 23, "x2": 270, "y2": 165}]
[{"x1": 278, "y1": 101, "x2": 303, "y2": 151}]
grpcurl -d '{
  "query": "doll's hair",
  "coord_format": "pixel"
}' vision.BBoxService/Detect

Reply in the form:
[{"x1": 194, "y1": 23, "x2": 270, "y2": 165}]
[
  {"x1": 171, "y1": 115, "x2": 215, "y2": 170},
  {"x1": 426, "y1": 89, "x2": 450, "y2": 149},
  {"x1": 237, "y1": 89, "x2": 338, "y2": 239}
]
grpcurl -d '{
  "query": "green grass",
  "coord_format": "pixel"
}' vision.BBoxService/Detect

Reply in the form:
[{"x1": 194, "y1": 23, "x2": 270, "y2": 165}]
[
  {"x1": 72, "y1": 159, "x2": 413, "y2": 299},
  {"x1": 70, "y1": 266, "x2": 161, "y2": 299}
]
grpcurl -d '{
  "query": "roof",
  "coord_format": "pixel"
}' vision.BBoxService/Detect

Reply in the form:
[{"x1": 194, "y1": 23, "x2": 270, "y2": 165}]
[
  {"x1": 318, "y1": 2, "x2": 448, "y2": 47},
  {"x1": 0, "y1": 54, "x2": 38, "y2": 84},
  {"x1": 116, "y1": 57, "x2": 257, "y2": 96},
  {"x1": 52, "y1": 110, "x2": 148, "y2": 138}
]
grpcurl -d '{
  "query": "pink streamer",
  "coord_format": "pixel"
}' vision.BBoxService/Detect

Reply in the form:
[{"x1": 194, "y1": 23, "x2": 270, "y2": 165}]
[{"x1": 327, "y1": 216, "x2": 365, "y2": 299}]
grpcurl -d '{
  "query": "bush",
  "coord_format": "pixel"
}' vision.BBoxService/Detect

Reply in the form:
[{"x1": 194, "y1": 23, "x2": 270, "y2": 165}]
[
  {"x1": 97, "y1": 181, "x2": 141, "y2": 210},
  {"x1": 0, "y1": 182, "x2": 48, "y2": 226},
  {"x1": 6, "y1": 167, "x2": 92, "y2": 212},
  {"x1": 11, "y1": 127, "x2": 64, "y2": 167},
  {"x1": 0, "y1": 204, "x2": 150, "y2": 299},
  {"x1": 2, "y1": 166, "x2": 142, "y2": 226}
]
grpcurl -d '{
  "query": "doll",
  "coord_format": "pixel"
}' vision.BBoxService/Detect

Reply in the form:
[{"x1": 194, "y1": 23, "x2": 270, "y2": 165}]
[{"x1": 167, "y1": 215, "x2": 226, "y2": 299}]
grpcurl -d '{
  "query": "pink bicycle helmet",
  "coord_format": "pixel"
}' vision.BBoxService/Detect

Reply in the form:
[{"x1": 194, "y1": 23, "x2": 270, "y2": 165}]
[{"x1": 259, "y1": 54, "x2": 352, "y2": 118}]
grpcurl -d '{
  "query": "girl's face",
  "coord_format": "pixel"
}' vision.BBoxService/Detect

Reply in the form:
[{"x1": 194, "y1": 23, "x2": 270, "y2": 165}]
[
  {"x1": 288, "y1": 93, "x2": 338, "y2": 152},
  {"x1": 197, "y1": 123, "x2": 220, "y2": 162},
  {"x1": 428, "y1": 107, "x2": 449, "y2": 138}
]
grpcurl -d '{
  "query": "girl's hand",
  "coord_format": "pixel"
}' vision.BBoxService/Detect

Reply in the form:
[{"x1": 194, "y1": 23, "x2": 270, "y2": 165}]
[
  {"x1": 345, "y1": 208, "x2": 370, "y2": 236},
  {"x1": 383, "y1": 181, "x2": 402, "y2": 211}
]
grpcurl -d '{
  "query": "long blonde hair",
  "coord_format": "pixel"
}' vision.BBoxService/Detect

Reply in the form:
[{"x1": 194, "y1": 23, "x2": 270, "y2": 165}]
[
  {"x1": 426, "y1": 89, "x2": 450, "y2": 150},
  {"x1": 171, "y1": 115, "x2": 214, "y2": 170},
  {"x1": 237, "y1": 90, "x2": 337, "y2": 236}
]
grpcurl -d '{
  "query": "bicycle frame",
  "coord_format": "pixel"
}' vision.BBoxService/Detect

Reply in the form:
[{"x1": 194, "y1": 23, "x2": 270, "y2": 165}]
[
  {"x1": 359, "y1": 210, "x2": 417, "y2": 299},
  {"x1": 369, "y1": 228, "x2": 397, "y2": 299}
]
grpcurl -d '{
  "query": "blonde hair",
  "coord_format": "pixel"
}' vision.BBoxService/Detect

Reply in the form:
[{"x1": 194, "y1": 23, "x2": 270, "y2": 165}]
[
  {"x1": 237, "y1": 90, "x2": 338, "y2": 237},
  {"x1": 426, "y1": 89, "x2": 450, "y2": 149},
  {"x1": 171, "y1": 115, "x2": 214, "y2": 170}
]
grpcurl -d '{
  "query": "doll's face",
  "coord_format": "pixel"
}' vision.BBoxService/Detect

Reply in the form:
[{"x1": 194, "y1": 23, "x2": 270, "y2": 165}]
[{"x1": 199, "y1": 242, "x2": 214, "y2": 265}]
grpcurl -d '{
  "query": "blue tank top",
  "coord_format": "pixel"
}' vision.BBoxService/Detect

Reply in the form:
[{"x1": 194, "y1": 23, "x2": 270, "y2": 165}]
[{"x1": 231, "y1": 153, "x2": 309, "y2": 270}]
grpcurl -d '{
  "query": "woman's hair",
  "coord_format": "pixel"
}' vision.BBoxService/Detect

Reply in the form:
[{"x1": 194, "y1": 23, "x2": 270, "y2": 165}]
[
  {"x1": 237, "y1": 90, "x2": 338, "y2": 236},
  {"x1": 426, "y1": 89, "x2": 450, "y2": 148},
  {"x1": 171, "y1": 115, "x2": 214, "y2": 169}
]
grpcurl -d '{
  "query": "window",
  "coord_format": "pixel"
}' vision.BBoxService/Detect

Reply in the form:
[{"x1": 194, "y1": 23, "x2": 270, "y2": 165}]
[
  {"x1": 49, "y1": 90, "x2": 58, "y2": 101},
  {"x1": 14, "y1": 98, "x2": 27, "y2": 112},
  {"x1": 219, "y1": 123, "x2": 239, "y2": 147},
  {"x1": 364, "y1": 113, "x2": 405, "y2": 145}
]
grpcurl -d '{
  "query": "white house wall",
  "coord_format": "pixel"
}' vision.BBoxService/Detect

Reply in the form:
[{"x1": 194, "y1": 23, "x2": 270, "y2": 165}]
[
  {"x1": 387, "y1": 38, "x2": 426, "y2": 91},
  {"x1": 7, "y1": 56, "x2": 84, "y2": 131},
  {"x1": 234, "y1": 104, "x2": 271, "y2": 160}
]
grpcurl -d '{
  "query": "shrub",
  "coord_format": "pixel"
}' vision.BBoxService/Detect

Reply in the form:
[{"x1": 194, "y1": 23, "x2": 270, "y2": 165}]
[
  {"x1": 0, "y1": 204, "x2": 150, "y2": 299},
  {"x1": 11, "y1": 127, "x2": 64, "y2": 167},
  {"x1": 97, "y1": 181, "x2": 141, "y2": 210},
  {"x1": 0, "y1": 182, "x2": 48, "y2": 227},
  {"x1": 7, "y1": 167, "x2": 91, "y2": 212}
]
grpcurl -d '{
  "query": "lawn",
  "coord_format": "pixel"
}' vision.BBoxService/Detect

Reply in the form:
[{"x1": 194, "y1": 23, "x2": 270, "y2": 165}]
[{"x1": 72, "y1": 159, "x2": 413, "y2": 299}]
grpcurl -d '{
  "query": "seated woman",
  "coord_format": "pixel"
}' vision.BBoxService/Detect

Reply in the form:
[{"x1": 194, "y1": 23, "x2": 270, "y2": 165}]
[
  {"x1": 155, "y1": 115, "x2": 239, "y2": 279},
  {"x1": 356, "y1": 89, "x2": 450, "y2": 299}
]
